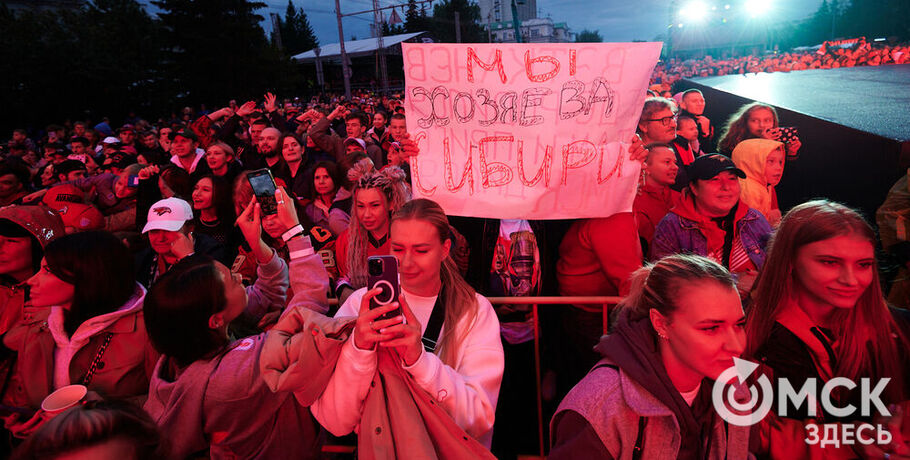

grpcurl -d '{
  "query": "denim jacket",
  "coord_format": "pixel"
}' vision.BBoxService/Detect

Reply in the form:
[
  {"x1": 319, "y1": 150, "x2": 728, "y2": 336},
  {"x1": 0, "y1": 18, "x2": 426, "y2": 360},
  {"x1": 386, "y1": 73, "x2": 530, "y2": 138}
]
[{"x1": 650, "y1": 207, "x2": 772, "y2": 269}]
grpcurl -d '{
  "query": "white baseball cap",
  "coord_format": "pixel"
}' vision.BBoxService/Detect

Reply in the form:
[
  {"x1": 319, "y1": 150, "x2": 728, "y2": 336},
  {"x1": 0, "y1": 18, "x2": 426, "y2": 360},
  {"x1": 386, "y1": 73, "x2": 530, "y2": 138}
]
[
  {"x1": 142, "y1": 197, "x2": 194, "y2": 233},
  {"x1": 102, "y1": 136, "x2": 122, "y2": 145}
]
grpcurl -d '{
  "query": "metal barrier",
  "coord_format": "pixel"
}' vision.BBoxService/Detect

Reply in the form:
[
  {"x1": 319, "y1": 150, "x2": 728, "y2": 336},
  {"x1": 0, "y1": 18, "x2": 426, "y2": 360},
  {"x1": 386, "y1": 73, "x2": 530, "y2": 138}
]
[{"x1": 321, "y1": 295, "x2": 623, "y2": 459}]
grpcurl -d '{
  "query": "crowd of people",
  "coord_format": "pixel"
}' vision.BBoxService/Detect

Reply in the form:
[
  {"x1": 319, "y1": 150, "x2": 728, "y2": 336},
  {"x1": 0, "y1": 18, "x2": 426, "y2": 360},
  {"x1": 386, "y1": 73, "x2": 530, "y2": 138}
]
[
  {"x1": 649, "y1": 38, "x2": 910, "y2": 96},
  {"x1": 0, "y1": 55, "x2": 907, "y2": 459}
]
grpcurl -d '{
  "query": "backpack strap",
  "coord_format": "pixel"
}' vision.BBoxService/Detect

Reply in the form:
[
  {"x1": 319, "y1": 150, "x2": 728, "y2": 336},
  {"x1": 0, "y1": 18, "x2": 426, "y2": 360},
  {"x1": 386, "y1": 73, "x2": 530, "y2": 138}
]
[
  {"x1": 592, "y1": 363, "x2": 648, "y2": 460},
  {"x1": 632, "y1": 417, "x2": 648, "y2": 460},
  {"x1": 421, "y1": 286, "x2": 446, "y2": 352}
]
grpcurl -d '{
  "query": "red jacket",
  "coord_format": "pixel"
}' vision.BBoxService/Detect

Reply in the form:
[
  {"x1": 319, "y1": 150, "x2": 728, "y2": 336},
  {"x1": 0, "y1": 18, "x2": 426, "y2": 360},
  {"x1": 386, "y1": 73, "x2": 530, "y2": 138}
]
[
  {"x1": 634, "y1": 182, "x2": 680, "y2": 249},
  {"x1": 556, "y1": 212, "x2": 642, "y2": 312}
]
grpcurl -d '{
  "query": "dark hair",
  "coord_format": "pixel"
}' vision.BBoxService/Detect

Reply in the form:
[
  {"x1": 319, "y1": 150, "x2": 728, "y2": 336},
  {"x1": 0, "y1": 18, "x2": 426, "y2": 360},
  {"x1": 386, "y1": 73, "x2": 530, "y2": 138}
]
[
  {"x1": 44, "y1": 231, "x2": 137, "y2": 335},
  {"x1": 70, "y1": 137, "x2": 90, "y2": 147},
  {"x1": 159, "y1": 165, "x2": 192, "y2": 199},
  {"x1": 12, "y1": 399, "x2": 161, "y2": 460},
  {"x1": 250, "y1": 117, "x2": 270, "y2": 127},
  {"x1": 0, "y1": 160, "x2": 31, "y2": 187},
  {"x1": 193, "y1": 174, "x2": 235, "y2": 224},
  {"x1": 55, "y1": 159, "x2": 87, "y2": 179},
  {"x1": 279, "y1": 132, "x2": 304, "y2": 156},
  {"x1": 676, "y1": 114, "x2": 697, "y2": 126},
  {"x1": 344, "y1": 111, "x2": 370, "y2": 129},
  {"x1": 308, "y1": 161, "x2": 341, "y2": 201},
  {"x1": 390, "y1": 113, "x2": 406, "y2": 122},
  {"x1": 373, "y1": 110, "x2": 389, "y2": 122},
  {"x1": 144, "y1": 255, "x2": 229, "y2": 368},
  {"x1": 0, "y1": 219, "x2": 43, "y2": 276}
]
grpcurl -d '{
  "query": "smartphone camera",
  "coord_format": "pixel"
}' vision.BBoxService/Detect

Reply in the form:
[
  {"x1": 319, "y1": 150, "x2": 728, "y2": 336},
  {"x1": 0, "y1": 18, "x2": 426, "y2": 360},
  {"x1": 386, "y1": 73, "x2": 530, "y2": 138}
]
[{"x1": 368, "y1": 257, "x2": 384, "y2": 276}]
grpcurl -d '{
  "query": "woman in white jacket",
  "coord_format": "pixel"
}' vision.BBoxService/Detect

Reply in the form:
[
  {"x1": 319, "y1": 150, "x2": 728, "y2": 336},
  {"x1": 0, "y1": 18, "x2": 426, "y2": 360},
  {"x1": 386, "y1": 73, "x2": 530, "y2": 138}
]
[{"x1": 311, "y1": 198, "x2": 505, "y2": 447}]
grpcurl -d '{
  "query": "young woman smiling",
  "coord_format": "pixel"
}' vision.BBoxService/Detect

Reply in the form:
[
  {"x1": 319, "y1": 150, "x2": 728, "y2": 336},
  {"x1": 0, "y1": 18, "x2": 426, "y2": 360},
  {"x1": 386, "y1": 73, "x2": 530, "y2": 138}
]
[
  {"x1": 311, "y1": 198, "x2": 505, "y2": 448},
  {"x1": 191, "y1": 174, "x2": 237, "y2": 252},
  {"x1": 747, "y1": 200, "x2": 910, "y2": 459},
  {"x1": 551, "y1": 254, "x2": 749, "y2": 459}
]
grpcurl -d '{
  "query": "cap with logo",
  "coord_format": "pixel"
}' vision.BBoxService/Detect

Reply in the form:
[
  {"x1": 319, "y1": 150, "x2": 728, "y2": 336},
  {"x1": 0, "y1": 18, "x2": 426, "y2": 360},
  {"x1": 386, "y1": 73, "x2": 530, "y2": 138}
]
[
  {"x1": 41, "y1": 185, "x2": 104, "y2": 232},
  {"x1": 687, "y1": 154, "x2": 747, "y2": 183},
  {"x1": 168, "y1": 128, "x2": 198, "y2": 142},
  {"x1": 142, "y1": 197, "x2": 194, "y2": 233}
]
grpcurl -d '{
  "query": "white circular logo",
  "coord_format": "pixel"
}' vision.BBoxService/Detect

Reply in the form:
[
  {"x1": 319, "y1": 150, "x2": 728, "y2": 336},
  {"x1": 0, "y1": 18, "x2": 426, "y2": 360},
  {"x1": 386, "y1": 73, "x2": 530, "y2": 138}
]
[
  {"x1": 372, "y1": 280, "x2": 395, "y2": 305},
  {"x1": 712, "y1": 357, "x2": 774, "y2": 426}
]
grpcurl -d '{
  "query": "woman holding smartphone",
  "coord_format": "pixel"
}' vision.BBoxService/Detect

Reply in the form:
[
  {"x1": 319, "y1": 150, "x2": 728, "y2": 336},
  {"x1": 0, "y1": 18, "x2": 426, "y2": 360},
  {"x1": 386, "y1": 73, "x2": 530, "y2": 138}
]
[{"x1": 310, "y1": 198, "x2": 505, "y2": 449}]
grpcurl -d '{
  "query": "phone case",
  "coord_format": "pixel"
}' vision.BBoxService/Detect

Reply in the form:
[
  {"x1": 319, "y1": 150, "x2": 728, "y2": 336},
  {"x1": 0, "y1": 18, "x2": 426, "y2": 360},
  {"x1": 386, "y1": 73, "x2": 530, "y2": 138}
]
[
  {"x1": 368, "y1": 255, "x2": 401, "y2": 321},
  {"x1": 247, "y1": 169, "x2": 278, "y2": 215}
]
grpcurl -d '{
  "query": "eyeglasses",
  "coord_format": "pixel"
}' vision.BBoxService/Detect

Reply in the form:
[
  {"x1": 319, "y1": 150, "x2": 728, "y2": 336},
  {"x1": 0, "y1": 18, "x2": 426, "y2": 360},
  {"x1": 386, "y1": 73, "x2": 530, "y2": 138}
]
[{"x1": 644, "y1": 115, "x2": 678, "y2": 127}]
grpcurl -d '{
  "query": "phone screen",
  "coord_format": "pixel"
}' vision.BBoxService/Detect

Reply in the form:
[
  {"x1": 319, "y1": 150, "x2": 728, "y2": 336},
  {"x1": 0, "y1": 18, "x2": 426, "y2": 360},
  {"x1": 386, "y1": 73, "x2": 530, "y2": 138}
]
[
  {"x1": 247, "y1": 169, "x2": 278, "y2": 215},
  {"x1": 249, "y1": 173, "x2": 276, "y2": 197}
]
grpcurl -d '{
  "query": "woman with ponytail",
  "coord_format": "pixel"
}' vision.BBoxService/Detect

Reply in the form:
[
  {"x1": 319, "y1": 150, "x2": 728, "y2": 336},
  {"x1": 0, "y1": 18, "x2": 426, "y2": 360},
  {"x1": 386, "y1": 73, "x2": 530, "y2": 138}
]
[
  {"x1": 310, "y1": 198, "x2": 505, "y2": 448},
  {"x1": 551, "y1": 254, "x2": 749, "y2": 459},
  {"x1": 746, "y1": 200, "x2": 910, "y2": 459}
]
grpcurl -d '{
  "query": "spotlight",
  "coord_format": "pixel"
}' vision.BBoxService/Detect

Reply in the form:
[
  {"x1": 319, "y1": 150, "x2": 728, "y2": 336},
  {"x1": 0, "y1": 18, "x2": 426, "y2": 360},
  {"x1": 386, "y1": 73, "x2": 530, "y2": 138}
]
[
  {"x1": 680, "y1": 1, "x2": 710, "y2": 23},
  {"x1": 744, "y1": 0, "x2": 771, "y2": 18}
]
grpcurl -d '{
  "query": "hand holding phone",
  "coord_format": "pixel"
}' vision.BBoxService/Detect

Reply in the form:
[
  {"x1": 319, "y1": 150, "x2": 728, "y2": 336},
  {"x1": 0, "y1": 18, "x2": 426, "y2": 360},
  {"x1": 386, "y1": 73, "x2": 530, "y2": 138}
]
[
  {"x1": 368, "y1": 256, "x2": 401, "y2": 321},
  {"x1": 776, "y1": 126, "x2": 799, "y2": 144},
  {"x1": 247, "y1": 168, "x2": 278, "y2": 215}
]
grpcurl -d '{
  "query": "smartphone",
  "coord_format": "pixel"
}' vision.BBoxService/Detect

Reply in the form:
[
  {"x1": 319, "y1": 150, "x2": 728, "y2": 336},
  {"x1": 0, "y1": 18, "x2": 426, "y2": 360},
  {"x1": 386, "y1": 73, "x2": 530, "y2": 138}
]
[
  {"x1": 367, "y1": 255, "x2": 401, "y2": 321},
  {"x1": 127, "y1": 175, "x2": 140, "y2": 188},
  {"x1": 247, "y1": 168, "x2": 278, "y2": 215},
  {"x1": 776, "y1": 126, "x2": 799, "y2": 144}
]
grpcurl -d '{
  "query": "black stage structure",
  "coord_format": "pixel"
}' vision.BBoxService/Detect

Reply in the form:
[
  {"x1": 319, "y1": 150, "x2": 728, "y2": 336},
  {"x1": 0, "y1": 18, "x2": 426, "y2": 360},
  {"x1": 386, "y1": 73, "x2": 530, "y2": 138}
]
[{"x1": 677, "y1": 64, "x2": 910, "y2": 220}]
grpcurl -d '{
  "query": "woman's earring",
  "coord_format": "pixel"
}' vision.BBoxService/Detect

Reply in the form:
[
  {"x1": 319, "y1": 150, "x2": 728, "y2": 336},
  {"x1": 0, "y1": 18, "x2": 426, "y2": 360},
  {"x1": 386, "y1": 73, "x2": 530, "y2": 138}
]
[{"x1": 657, "y1": 331, "x2": 668, "y2": 340}]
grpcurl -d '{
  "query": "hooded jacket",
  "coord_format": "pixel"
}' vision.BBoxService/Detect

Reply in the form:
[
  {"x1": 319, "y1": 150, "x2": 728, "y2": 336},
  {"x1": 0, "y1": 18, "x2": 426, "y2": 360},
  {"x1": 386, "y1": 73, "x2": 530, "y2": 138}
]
[
  {"x1": 651, "y1": 191, "x2": 771, "y2": 271},
  {"x1": 2, "y1": 284, "x2": 157, "y2": 409},
  {"x1": 731, "y1": 139, "x2": 784, "y2": 225},
  {"x1": 0, "y1": 206, "x2": 64, "y2": 336},
  {"x1": 144, "y1": 236, "x2": 326, "y2": 459},
  {"x1": 551, "y1": 308, "x2": 749, "y2": 459}
]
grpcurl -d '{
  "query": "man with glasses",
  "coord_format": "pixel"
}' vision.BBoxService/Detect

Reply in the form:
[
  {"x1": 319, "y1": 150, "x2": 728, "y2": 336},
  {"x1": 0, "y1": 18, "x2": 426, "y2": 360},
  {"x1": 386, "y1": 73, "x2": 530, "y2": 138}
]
[{"x1": 638, "y1": 97, "x2": 690, "y2": 190}]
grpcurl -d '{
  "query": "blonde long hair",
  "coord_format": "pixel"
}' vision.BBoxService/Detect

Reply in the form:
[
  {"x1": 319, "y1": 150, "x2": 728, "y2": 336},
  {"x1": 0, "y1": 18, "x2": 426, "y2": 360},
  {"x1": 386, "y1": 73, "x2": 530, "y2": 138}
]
[
  {"x1": 392, "y1": 198, "x2": 478, "y2": 366},
  {"x1": 745, "y1": 200, "x2": 908, "y2": 401},
  {"x1": 346, "y1": 164, "x2": 410, "y2": 288}
]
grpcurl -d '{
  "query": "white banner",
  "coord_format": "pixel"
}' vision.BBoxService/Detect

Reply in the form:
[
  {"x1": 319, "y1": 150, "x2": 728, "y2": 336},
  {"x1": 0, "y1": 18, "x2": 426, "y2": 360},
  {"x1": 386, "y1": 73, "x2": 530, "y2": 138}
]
[{"x1": 402, "y1": 42, "x2": 662, "y2": 219}]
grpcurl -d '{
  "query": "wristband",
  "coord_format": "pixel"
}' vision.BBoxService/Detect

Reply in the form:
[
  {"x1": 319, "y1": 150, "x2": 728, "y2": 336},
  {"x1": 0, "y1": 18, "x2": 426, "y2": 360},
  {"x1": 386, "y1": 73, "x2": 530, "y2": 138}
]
[
  {"x1": 289, "y1": 247, "x2": 315, "y2": 259},
  {"x1": 281, "y1": 224, "x2": 304, "y2": 243}
]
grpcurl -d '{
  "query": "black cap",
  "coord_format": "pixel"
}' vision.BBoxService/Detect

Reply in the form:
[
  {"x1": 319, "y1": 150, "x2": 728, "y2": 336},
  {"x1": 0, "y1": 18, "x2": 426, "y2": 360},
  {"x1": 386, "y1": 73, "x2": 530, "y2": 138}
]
[
  {"x1": 687, "y1": 154, "x2": 746, "y2": 182},
  {"x1": 168, "y1": 128, "x2": 198, "y2": 142}
]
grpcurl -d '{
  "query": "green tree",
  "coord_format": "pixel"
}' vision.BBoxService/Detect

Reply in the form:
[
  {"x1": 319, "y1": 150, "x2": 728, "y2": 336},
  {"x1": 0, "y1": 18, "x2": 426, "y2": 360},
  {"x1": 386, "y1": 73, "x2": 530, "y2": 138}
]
[
  {"x1": 575, "y1": 29, "x2": 603, "y2": 43},
  {"x1": 404, "y1": 0, "x2": 430, "y2": 33},
  {"x1": 431, "y1": 0, "x2": 485, "y2": 43},
  {"x1": 152, "y1": 0, "x2": 297, "y2": 106},
  {"x1": 279, "y1": 0, "x2": 319, "y2": 55},
  {"x1": 0, "y1": 0, "x2": 164, "y2": 131}
]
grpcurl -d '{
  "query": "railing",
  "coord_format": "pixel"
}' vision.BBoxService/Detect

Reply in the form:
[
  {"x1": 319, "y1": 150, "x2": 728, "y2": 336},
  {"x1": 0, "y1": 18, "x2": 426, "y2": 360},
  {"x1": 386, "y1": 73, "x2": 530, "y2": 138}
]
[{"x1": 321, "y1": 295, "x2": 622, "y2": 459}]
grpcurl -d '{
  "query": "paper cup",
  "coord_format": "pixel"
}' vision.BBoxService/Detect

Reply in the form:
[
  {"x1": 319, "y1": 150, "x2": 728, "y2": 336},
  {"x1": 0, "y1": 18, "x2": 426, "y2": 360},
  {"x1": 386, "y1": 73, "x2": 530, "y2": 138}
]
[{"x1": 41, "y1": 385, "x2": 88, "y2": 414}]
